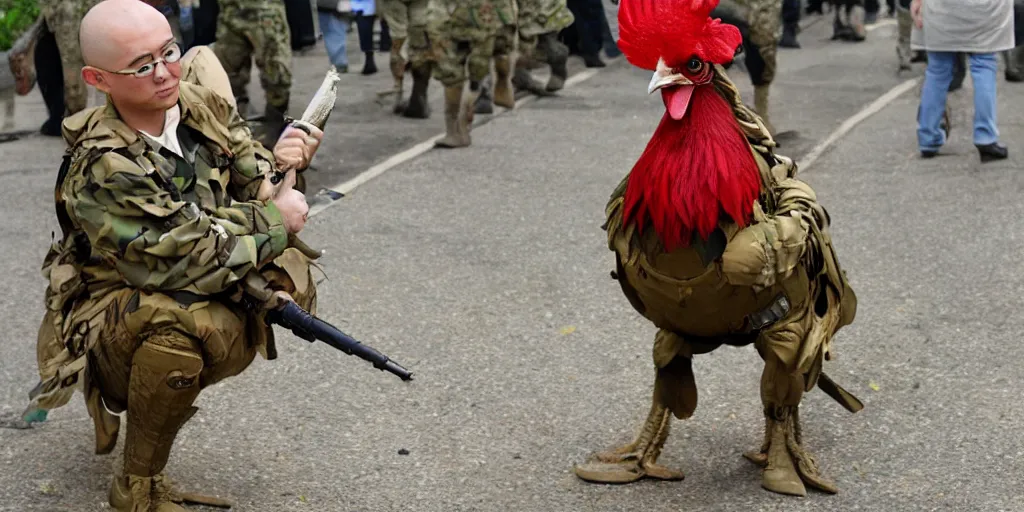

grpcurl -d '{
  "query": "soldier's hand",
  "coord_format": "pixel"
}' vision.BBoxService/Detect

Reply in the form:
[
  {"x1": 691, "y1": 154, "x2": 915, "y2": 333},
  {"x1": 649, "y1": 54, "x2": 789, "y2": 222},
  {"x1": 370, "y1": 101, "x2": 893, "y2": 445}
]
[
  {"x1": 274, "y1": 188, "x2": 310, "y2": 234},
  {"x1": 274, "y1": 124, "x2": 324, "y2": 172},
  {"x1": 270, "y1": 290, "x2": 296, "y2": 309}
]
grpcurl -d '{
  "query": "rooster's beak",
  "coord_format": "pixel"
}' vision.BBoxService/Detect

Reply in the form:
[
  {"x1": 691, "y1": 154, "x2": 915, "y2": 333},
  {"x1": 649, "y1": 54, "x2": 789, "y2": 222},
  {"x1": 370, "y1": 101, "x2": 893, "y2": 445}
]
[
  {"x1": 649, "y1": 59, "x2": 696, "y2": 121},
  {"x1": 647, "y1": 59, "x2": 692, "y2": 94}
]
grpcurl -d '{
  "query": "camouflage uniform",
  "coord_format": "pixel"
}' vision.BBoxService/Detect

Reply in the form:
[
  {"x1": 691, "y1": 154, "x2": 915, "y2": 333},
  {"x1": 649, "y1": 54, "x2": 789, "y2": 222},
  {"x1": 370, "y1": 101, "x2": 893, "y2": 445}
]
[
  {"x1": 31, "y1": 79, "x2": 317, "y2": 510},
  {"x1": 214, "y1": 0, "x2": 293, "y2": 122},
  {"x1": 38, "y1": 0, "x2": 103, "y2": 114},
  {"x1": 515, "y1": 0, "x2": 573, "y2": 92},
  {"x1": 380, "y1": 0, "x2": 437, "y2": 117},
  {"x1": 713, "y1": 0, "x2": 781, "y2": 131},
  {"x1": 431, "y1": 0, "x2": 517, "y2": 148}
]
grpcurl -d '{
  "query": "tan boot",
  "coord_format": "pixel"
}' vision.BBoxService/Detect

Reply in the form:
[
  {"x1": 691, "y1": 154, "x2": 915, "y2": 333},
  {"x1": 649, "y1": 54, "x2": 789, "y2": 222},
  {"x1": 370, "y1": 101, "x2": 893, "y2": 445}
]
[
  {"x1": 390, "y1": 38, "x2": 408, "y2": 114},
  {"x1": 435, "y1": 85, "x2": 471, "y2": 148},
  {"x1": 493, "y1": 55, "x2": 516, "y2": 108},
  {"x1": 753, "y1": 84, "x2": 775, "y2": 134},
  {"x1": 896, "y1": 7, "x2": 912, "y2": 70}
]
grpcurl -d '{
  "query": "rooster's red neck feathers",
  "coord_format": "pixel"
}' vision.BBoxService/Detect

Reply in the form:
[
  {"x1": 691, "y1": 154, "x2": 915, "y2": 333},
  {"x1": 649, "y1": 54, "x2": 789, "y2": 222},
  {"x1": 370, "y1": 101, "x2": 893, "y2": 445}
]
[{"x1": 617, "y1": 0, "x2": 760, "y2": 252}]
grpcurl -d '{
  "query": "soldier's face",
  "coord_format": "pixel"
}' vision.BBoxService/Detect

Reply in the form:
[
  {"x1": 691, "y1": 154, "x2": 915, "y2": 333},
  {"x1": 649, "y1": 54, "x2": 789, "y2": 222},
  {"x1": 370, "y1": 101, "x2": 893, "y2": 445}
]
[{"x1": 90, "y1": 25, "x2": 181, "y2": 112}]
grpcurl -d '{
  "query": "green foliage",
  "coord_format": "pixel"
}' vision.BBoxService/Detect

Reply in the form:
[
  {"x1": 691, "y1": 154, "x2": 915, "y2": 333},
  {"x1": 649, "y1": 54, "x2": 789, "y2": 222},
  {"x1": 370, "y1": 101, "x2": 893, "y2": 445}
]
[{"x1": 0, "y1": 0, "x2": 40, "y2": 53}]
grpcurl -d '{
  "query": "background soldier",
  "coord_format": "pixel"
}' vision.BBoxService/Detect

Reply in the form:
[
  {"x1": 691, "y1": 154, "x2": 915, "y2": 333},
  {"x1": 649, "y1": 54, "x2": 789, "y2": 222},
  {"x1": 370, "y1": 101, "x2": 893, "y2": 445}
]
[
  {"x1": 36, "y1": 0, "x2": 103, "y2": 118},
  {"x1": 514, "y1": 0, "x2": 574, "y2": 94},
  {"x1": 431, "y1": 0, "x2": 517, "y2": 148},
  {"x1": 214, "y1": 0, "x2": 294, "y2": 144},
  {"x1": 832, "y1": 0, "x2": 867, "y2": 42},
  {"x1": 380, "y1": 0, "x2": 436, "y2": 118},
  {"x1": 713, "y1": 0, "x2": 784, "y2": 134}
]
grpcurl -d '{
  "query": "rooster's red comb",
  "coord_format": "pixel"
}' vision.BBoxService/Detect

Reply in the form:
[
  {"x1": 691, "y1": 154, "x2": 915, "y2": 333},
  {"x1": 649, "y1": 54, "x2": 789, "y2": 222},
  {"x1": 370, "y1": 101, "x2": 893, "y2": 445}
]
[{"x1": 617, "y1": 0, "x2": 742, "y2": 71}]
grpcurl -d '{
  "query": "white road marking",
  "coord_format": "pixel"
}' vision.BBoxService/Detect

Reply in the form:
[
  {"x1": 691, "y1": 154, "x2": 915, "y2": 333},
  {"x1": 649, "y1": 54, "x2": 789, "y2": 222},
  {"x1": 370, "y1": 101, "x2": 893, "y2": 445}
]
[
  {"x1": 308, "y1": 68, "x2": 604, "y2": 218},
  {"x1": 867, "y1": 19, "x2": 897, "y2": 32},
  {"x1": 797, "y1": 77, "x2": 920, "y2": 173}
]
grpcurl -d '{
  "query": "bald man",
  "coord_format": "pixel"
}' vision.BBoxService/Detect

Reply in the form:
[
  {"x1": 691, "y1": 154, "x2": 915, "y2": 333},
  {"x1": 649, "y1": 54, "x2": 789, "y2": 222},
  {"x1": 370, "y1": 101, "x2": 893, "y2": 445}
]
[{"x1": 28, "y1": 1, "x2": 324, "y2": 510}]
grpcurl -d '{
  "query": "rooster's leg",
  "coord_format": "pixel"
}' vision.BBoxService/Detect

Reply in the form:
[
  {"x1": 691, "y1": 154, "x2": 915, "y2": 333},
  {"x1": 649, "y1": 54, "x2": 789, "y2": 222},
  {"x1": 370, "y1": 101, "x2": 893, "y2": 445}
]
[
  {"x1": 574, "y1": 377, "x2": 687, "y2": 483},
  {"x1": 744, "y1": 352, "x2": 838, "y2": 496}
]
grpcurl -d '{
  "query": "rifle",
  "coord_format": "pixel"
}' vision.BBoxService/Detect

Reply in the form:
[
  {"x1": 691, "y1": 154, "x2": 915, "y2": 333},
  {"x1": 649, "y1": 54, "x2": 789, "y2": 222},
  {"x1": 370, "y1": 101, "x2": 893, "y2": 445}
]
[{"x1": 267, "y1": 301, "x2": 414, "y2": 381}]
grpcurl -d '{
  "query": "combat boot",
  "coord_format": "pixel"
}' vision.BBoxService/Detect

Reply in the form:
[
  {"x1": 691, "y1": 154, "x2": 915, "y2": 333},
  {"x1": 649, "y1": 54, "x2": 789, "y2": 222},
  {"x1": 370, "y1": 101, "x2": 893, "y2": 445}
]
[
  {"x1": 1006, "y1": 47, "x2": 1024, "y2": 82},
  {"x1": 258, "y1": 103, "x2": 289, "y2": 149},
  {"x1": 753, "y1": 84, "x2": 775, "y2": 134},
  {"x1": 540, "y1": 32, "x2": 569, "y2": 92},
  {"x1": 848, "y1": 5, "x2": 867, "y2": 41},
  {"x1": 512, "y1": 66, "x2": 556, "y2": 97},
  {"x1": 436, "y1": 84, "x2": 474, "y2": 148},
  {"x1": 475, "y1": 76, "x2": 495, "y2": 115},
  {"x1": 403, "y1": 62, "x2": 433, "y2": 119},
  {"x1": 493, "y1": 55, "x2": 516, "y2": 109},
  {"x1": 896, "y1": 7, "x2": 913, "y2": 70},
  {"x1": 779, "y1": 22, "x2": 800, "y2": 49},
  {"x1": 390, "y1": 38, "x2": 409, "y2": 114}
]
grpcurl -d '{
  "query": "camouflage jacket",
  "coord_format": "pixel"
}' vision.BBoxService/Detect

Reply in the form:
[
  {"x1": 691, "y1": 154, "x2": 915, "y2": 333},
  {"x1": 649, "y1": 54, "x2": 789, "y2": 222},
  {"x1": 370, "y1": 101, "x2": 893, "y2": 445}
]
[
  {"x1": 429, "y1": 0, "x2": 518, "y2": 39},
  {"x1": 516, "y1": 0, "x2": 573, "y2": 37},
  {"x1": 48, "y1": 81, "x2": 289, "y2": 308}
]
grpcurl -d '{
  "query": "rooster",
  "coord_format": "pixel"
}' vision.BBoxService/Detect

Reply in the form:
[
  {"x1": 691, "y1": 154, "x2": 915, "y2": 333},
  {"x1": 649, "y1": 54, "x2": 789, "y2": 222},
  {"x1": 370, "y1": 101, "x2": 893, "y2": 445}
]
[{"x1": 572, "y1": 0, "x2": 861, "y2": 497}]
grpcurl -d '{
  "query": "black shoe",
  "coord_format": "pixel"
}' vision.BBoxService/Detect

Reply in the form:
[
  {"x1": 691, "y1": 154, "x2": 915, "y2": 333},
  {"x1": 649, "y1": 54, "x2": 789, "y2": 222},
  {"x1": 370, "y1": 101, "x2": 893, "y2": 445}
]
[
  {"x1": 39, "y1": 118, "x2": 62, "y2": 137},
  {"x1": 977, "y1": 142, "x2": 1008, "y2": 162},
  {"x1": 362, "y1": 53, "x2": 377, "y2": 75},
  {"x1": 1007, "y1": 70, "x2": 1024, "y2": 82},
  {"x1": 780, "y1": 24, "x2": 800, "y2": 48},
  {"x1": 582, "y1": 54, "x2": 606, "y2": 68},
  {"x1": 911, "y1": 51, "x2": 927, "y2": 63},
  {"x1": 920, "y1": 150, "x2": 938, "y2": 159}
]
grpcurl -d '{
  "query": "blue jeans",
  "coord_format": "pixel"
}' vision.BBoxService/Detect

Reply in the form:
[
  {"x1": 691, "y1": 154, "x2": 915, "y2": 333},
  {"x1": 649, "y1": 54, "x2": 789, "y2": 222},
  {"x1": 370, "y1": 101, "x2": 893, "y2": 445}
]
[
  {"x1": 918, "y1": 52, "x2": 1000, "y2": 151},
  {"x1": 318, "y1": 12, "x2": 349, "y2": 68}
]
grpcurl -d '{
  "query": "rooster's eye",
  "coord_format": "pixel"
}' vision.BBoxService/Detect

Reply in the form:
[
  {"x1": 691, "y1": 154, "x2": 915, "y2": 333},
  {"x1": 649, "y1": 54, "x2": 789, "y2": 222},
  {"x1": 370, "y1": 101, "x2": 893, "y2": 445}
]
[{"x1": 686, "y1": 58, "x2": 703, "y2": 73}]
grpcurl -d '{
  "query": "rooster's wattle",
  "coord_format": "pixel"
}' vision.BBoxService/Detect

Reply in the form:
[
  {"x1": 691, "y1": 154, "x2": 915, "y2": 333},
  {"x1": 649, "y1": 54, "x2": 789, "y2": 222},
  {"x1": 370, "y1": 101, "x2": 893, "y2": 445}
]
[{"x1": 573, "y1": 0, "x2": 860, "y2": 497}]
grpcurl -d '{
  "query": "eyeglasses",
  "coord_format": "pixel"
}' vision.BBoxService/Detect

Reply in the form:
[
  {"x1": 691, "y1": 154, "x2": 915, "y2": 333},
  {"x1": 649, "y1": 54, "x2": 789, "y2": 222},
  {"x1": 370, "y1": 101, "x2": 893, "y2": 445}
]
[{"x1": 102, "y1": 43, "x2": 182, "y2": 78}]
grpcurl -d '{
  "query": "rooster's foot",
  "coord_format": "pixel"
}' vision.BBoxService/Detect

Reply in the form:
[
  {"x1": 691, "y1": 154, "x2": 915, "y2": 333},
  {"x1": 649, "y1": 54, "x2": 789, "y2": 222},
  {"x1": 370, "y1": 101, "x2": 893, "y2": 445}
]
[
  {"x1": 745, "y1": 407, "x2": 837, "y2": 496},
  {"x1": 574, "y1": 451, "x2": 684, "y2": 484},
  {"x1": 575, "y1": 402, "x2": 683, "y2": 484}
]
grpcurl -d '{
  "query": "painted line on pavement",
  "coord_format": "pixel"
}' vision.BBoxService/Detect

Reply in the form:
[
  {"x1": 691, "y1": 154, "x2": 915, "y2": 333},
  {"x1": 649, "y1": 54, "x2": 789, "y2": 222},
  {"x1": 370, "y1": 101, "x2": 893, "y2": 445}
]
[
  {"x1": 308, "y1": 67, "x2": 603, "y2": 218},
  {"x1": 867, "y1": 19, "x2": 897, "y2": 32},
  {"x1": 798, "y1": 77, "x2": 920, "y2": 173}
]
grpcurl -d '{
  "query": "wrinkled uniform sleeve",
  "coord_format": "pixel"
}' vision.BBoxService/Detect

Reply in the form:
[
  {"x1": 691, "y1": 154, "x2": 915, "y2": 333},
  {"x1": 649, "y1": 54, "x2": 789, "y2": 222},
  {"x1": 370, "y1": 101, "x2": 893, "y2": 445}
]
[
  {"x1": 66, "y1": 151, "x2": 288, "y2": 295},
  {"x1": 203, "y1": 90, "x2": 279, "y2": 202}
]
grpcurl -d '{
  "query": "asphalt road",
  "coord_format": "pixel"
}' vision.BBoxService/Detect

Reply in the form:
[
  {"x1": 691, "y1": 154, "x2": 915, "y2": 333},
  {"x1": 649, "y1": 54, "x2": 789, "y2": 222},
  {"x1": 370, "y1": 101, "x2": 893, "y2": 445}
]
[{"x1": 2, "y1": 13, "x2": 1024, "y2": 512}]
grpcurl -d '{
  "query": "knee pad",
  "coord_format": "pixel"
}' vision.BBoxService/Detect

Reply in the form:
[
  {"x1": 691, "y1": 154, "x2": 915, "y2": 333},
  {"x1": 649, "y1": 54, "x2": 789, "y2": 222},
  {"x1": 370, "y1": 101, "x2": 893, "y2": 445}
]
[{"x1": 123, "y1": 332, "x2": 203, "y2": 477}]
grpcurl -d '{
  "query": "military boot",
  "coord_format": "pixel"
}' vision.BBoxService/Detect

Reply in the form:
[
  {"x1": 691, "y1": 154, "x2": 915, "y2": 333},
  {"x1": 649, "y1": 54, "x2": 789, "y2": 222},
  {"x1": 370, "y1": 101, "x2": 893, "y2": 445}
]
[
  {"x1": 1005, "y1": 47, "x2": 1024, "y2": 82},
  {"x1": 779, "y1": 22, "x2": 800, "y2": 49},
  {"x1": 493, "y1": 55, "x2": 516, "y2": 109},
  {"x1": 258, "y1": 103, "x2": 289, "y2": 149},
  {"x1": 896, "y1": 7, "x2": 913, "y2": 70},
  {"x1": 475, "y1": 75, "x2": 494, "y2": 114},
  {"x1": 390, "y1": 38, "x2": 408, "y2": 114},
  {"x1": 512, "y1": 65, "x2": 556, "y2": 97},
  {"x1": 847, "y1": 5, "x2": 867, "y2": 41},
  {"x1": 541, "y1": 32, "x2": 569, "y2": 92},
  {"x1": 754, "y1": 84, "x2": 775, "y2": 134},
  {"x1": 403, "y1": 61, "x2": 433, "y2": 119},
  {"x1": 436, "y1": 84, "x2": 472, "y2": 148}
]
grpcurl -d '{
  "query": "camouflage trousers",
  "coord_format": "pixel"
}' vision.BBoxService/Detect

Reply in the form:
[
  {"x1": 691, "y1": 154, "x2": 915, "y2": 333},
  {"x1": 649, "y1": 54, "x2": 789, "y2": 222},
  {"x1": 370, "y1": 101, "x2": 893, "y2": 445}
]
[
  {"x1": 380, "y1": 0, "x2": 435, "y2": 65},
  {"x1": 35, "y1": 249, "x2": 316, "y2": 473},
  {"x1": 214, "y1": 2, "x2": 293, "y2": 112},
  {"x1": 715, "y1": 0, "x2": 780, "y2": 86},
  {"x1": 39, "y1": 0, "x2": 101, "y2": 114},
  {"x1": 434, "y1": 26, "x2": 517, "y2": 87}
]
